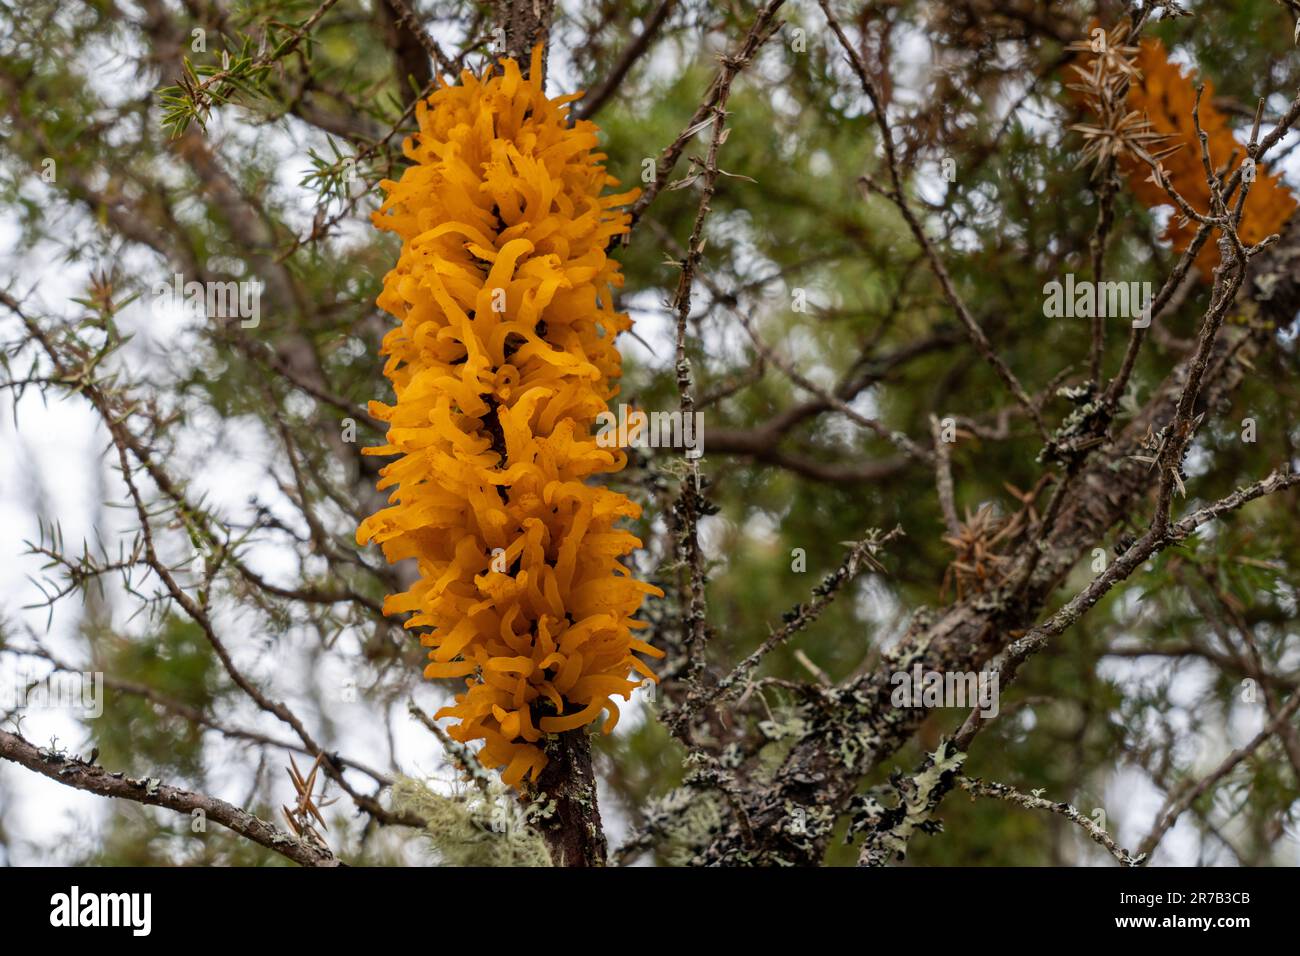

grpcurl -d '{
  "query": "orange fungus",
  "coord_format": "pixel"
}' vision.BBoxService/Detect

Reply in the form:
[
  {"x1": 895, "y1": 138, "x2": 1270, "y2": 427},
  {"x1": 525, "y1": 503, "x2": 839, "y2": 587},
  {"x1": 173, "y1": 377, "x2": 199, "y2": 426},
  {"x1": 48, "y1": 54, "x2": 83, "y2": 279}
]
[{"x1": 358, "y1": 46, "x2": 664, "y2": 787}]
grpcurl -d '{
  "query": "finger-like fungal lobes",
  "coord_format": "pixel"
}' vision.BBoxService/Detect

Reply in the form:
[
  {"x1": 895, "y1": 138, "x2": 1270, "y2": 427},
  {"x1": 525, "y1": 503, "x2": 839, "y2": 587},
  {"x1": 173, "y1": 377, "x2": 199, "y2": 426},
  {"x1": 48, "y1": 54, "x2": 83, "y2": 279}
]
[{"x1": 358, "y1": 47, "x2": 663, "y2": 787}]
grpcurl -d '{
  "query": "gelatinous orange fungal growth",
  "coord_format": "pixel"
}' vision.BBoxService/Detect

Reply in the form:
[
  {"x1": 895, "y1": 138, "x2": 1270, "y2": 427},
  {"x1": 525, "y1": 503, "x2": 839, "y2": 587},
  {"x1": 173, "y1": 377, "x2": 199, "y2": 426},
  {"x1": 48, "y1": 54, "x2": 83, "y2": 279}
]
[
  {"x1": 1073, "y1": 34, "x2": 1296, "y2": 279},
  {"x1": 357, "y1": 46, "x2": 664, "y2": 788},
  {"x1": 1122, "y1": 38, "x2": 1296, "y2": 278}
]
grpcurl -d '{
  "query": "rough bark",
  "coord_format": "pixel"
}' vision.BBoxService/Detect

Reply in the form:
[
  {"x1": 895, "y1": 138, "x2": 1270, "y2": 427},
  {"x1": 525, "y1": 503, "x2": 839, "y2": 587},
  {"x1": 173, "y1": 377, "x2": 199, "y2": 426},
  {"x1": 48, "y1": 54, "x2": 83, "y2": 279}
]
[
  {"x1": 498, "y1": 0, "x2": 556, "y2": 76},
  {"x1": 527, "y1": 731, "x2": 608, "y2": 866},
  {"x1": 697, "y1": 216, "x2": 1300, "y2": 866}
]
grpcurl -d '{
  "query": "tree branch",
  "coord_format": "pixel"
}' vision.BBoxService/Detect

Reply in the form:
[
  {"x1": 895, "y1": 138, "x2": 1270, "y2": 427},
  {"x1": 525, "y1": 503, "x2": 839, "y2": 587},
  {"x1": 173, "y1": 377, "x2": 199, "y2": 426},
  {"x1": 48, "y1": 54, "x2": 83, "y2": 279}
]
[{"x1": 0, "y1": 728, "x2": 340, "y2": 867}]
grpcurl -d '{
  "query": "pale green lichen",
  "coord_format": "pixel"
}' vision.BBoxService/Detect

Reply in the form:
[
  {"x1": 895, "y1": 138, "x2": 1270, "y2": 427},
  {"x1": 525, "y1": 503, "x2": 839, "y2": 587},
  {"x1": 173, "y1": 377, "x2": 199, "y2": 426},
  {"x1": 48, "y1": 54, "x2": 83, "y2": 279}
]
[
  {"x1": 758, "y1": 709, "x2": 809, "y2": 743},
  {"x1": 391, "y1": 775, "x2": 551, "y2": 867},
  {"x1": 856, "y1": 744, "x2": 966, "y2": 865},
  {"x1": 658, "y1": 789, "x2": 724, "y2": 866}
]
